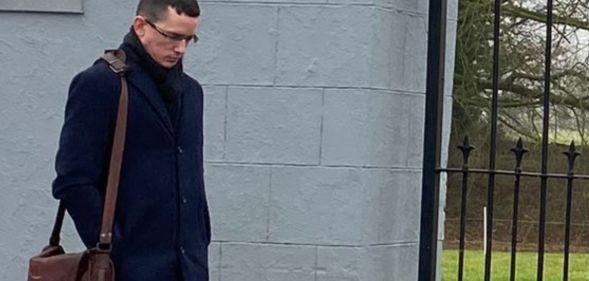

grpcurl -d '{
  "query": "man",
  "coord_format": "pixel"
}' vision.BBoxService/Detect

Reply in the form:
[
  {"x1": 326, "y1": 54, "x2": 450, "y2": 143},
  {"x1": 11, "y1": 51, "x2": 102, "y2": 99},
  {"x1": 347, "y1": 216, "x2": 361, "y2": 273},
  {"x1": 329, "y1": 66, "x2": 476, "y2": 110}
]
[{"x1": 52, "y1": 0, "x2": 210, "y2": 280}]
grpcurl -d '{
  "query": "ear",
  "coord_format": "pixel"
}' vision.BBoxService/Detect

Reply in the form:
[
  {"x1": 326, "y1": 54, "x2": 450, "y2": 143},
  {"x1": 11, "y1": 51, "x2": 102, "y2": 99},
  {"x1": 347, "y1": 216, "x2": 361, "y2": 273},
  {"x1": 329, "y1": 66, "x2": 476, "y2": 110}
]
[{"x1": 132, "y1": 16, "x2": 146, "y2": 38}]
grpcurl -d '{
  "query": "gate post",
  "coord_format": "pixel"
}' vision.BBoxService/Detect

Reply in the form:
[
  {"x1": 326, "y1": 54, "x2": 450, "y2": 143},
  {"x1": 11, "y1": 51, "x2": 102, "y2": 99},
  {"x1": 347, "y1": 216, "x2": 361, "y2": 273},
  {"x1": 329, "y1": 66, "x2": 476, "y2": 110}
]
[{"x1": 418, "y1": 0, "x2": 448, "y2": 280}]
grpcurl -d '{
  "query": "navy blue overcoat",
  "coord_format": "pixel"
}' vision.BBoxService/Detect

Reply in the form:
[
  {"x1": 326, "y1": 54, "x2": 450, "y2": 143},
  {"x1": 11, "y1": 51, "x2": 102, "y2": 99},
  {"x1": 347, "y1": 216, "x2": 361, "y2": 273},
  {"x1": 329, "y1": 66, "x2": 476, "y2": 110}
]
[{"x1": 52, "y1": 57, "x2": 210, "y2": 281}]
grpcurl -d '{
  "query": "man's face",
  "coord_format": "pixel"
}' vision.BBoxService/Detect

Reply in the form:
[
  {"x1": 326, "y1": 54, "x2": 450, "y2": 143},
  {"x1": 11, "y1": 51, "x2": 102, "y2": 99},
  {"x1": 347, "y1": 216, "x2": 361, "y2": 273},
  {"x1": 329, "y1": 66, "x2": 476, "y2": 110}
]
[{"x1": 134, "y1": 6, "x2": 199, "y2": 68}]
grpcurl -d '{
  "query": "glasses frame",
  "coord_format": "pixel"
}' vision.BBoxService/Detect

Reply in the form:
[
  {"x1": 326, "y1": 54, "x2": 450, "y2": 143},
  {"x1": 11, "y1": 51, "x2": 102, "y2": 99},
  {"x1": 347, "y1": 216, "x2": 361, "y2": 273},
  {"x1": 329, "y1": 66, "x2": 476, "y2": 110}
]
[{"x1": 144, "y1": 19, "x2": 199, "y2": 45}]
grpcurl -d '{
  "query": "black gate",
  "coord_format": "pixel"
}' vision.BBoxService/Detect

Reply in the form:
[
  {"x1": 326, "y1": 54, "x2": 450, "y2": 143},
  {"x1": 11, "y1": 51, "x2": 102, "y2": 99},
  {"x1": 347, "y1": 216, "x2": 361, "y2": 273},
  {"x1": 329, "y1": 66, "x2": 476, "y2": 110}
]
[{"x1": 418, "y1": 0, "x2": 589, "y2": 280}]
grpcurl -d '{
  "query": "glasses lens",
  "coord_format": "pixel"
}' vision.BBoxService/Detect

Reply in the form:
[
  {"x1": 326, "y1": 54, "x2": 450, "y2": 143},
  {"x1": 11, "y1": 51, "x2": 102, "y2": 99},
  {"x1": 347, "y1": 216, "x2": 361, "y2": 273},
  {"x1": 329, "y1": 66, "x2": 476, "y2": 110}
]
[{"x1": 146, "y1": 19, "x2": 198, "y2": 45}]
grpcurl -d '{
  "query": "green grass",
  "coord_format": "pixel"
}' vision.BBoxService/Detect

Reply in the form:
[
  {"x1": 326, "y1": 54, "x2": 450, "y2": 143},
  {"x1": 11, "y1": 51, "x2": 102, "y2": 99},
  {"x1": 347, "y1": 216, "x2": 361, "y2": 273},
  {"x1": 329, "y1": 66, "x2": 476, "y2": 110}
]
[{"x1": 442, "y1": 250, "x2": 589, "y2": 281}]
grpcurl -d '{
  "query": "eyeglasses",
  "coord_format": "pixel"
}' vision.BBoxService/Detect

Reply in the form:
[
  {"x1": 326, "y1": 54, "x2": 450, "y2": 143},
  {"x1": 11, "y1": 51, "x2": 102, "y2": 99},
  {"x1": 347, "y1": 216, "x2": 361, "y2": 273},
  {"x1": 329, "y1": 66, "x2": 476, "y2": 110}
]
[{"x1": 144, "y1": 19, "x2": 199, "y2": 45}]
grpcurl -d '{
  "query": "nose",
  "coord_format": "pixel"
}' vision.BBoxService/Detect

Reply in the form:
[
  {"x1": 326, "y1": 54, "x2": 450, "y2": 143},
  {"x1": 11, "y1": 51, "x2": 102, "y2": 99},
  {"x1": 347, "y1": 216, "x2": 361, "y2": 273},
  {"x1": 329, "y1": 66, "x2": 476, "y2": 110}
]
[{"x1": 174, "y1": 41, "x2": 187, "y2": 55}]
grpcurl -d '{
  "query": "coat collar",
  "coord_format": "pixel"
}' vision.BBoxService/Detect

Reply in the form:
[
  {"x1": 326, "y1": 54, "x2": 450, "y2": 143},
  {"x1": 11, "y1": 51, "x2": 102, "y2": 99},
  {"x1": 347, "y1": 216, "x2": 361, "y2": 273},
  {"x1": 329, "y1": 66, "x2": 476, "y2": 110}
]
[{"x1": 125, "y1": 62, "x2": 180, "y2": 140}]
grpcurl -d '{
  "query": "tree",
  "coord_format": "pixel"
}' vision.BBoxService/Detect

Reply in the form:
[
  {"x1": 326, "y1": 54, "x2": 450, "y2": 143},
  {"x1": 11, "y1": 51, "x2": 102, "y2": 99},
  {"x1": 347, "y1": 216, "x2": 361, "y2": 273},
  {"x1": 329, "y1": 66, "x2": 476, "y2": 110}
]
[
  {"x1": 452, "y1": 0, "x2": 589, "y2": 147},
  {"x1": 445, "y1": 0, "x2": 589, "y2": 251}
]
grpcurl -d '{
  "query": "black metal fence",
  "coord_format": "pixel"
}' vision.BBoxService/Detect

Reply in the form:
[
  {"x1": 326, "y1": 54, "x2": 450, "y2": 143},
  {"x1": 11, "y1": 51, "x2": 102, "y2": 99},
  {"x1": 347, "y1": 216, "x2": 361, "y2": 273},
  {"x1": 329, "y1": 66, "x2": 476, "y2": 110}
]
[
  {"x1": 442, "y1": 137, "x2": 588, "y2": 281},
  {"x1": 417, "y1": 0, "x2": 587, "y2": 280}
]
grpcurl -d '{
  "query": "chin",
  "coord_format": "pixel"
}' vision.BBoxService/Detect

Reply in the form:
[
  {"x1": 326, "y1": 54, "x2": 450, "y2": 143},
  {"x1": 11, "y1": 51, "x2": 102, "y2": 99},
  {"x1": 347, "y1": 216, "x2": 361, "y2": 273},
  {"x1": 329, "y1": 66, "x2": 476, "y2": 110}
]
[{"x1": 159, "y1": 61, "x2": 176, "y2": 68}]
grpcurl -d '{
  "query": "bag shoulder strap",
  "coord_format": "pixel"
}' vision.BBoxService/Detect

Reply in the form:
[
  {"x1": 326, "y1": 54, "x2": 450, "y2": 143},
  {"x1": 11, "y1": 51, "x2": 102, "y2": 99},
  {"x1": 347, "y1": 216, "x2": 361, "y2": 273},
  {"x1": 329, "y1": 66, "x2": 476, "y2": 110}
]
[
  {"x1": 102, "y1": 49, "x2": 127, "y2": 74},
  {"x1": 49, "y1": 50, "x2": 128, "y2": 252},
  {"x1": 97, "y1": 49, "x2": 128, "y2": 251},
  {"x1": 49, "y1": 202, "x2": 66, "y2": 247}
]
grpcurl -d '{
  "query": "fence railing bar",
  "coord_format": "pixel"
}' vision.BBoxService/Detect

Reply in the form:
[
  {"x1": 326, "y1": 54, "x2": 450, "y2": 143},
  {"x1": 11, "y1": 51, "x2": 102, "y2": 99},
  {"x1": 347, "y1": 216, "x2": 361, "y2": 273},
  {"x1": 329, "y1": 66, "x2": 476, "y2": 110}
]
[
  {"x1": 510, "y1": 138, "x2": 528, "y2": 281},
  {"x1": 538, "y1": 0, "x2": 555, "y2": 278},
  {"x1": 457, "y1": 137, "x2": 475, "y2": 281},
  {"x1": 436, "y1": 168, "x2": 589, "y2": 180},
  {"x1": 562, "y1": 142, "x2": 580, "y2": 281},
  {"x1": 485, "y1": 1, "x2": 503, "y2": 278},
  {"x1": 445, "y1": 218, "x2": 589, "y2": 228}
]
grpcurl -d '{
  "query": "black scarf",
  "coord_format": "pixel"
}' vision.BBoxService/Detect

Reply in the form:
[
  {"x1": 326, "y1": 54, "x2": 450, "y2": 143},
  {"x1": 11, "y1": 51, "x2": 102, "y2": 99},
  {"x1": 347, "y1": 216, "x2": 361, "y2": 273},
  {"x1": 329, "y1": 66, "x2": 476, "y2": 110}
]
[{"x1": 119, "y1": 28, "x2": 183, "y2": 105}]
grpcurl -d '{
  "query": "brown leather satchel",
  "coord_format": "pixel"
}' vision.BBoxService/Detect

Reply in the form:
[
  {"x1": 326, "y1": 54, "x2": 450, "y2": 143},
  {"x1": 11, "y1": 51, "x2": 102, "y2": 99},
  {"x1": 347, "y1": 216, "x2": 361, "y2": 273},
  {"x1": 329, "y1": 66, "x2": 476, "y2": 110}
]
[{"x1": 27, "y1": 50, "x2": 128, "y2": 281}]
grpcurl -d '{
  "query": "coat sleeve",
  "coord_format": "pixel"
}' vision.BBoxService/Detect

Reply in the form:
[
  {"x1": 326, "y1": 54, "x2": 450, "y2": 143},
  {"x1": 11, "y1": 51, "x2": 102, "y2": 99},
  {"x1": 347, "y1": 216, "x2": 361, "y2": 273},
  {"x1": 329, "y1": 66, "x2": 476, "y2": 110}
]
[{"x1": 52, "y1": 65, "x2": 120, "y2": 248}]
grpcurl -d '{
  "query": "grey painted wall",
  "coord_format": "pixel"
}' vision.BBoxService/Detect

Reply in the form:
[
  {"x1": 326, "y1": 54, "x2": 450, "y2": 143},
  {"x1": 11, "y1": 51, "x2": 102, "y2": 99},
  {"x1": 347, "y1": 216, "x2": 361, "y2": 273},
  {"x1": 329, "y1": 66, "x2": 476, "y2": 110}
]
[
  {"x1": 0, "y1": 0, "x2": 457, "y2": 280},
  {"x1": 0, "y1": 0, "x2": 82, "y2": 13}
]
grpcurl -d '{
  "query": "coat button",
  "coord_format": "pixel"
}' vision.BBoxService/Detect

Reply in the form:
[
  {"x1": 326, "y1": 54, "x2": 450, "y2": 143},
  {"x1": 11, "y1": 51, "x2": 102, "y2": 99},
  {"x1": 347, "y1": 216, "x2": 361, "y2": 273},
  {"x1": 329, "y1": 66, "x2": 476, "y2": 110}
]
[
  {"x1": 180, "y1": 247, "x2": 185, "y2": 254},
  {"x1": 182, "y1": 197, "x2": 188, "y2": 204},
  {"x1": 177, "y1": 146, "x2": 184, "y2": 154}
]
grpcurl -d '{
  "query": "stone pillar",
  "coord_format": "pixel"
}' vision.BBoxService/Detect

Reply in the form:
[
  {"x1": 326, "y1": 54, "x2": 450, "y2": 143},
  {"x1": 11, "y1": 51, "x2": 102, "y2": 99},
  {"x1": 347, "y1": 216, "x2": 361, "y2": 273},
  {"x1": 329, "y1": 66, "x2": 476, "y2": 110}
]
[{"x1": 194, "y1": 0, "x2": 459, "y2": 280}]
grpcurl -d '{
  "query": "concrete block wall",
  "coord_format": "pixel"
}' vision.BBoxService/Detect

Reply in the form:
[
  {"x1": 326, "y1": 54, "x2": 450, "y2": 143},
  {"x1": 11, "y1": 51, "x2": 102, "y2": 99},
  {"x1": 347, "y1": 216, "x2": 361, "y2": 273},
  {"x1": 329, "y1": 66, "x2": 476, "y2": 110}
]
[
  {"x1": 0, "y1": 0, "x2": 458, "y2": 280},
  {"x1": 194, "y1": 0, "x2": 459, "y2": 280}
]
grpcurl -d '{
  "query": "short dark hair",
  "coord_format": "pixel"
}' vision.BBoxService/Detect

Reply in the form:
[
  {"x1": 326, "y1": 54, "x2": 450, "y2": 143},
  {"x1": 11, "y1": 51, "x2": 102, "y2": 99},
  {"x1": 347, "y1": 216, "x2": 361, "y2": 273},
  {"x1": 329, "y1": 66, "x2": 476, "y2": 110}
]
[{"x1": 136, "y1": 0, "x2": 200, "y2": 22}]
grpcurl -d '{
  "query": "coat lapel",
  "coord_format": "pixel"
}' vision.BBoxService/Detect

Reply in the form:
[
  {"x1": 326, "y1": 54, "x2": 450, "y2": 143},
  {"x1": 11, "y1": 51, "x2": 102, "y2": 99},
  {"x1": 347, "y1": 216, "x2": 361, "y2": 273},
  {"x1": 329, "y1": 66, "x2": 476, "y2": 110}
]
[{"x1": 126, "y1": 65, "x2": 175, "y2": 139}]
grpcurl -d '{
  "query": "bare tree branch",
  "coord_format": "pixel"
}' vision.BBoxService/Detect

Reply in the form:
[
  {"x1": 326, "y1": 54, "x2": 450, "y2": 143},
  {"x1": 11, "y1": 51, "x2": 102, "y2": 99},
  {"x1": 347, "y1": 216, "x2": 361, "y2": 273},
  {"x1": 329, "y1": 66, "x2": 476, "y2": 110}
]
[{"x1": 503, "y1": 4, "x2": 589, "y2": 31}]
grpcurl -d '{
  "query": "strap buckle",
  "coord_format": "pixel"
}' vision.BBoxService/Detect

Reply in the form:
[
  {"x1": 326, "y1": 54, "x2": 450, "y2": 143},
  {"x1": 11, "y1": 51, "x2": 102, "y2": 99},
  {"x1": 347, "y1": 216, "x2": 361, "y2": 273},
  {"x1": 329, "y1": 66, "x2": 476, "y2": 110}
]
[
  {"x1": 96, "y1": 242, "x2": 112, "y2": 252},
  {"x1": 103, "y1": 49, "x2": 127, "y2": 75}
]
